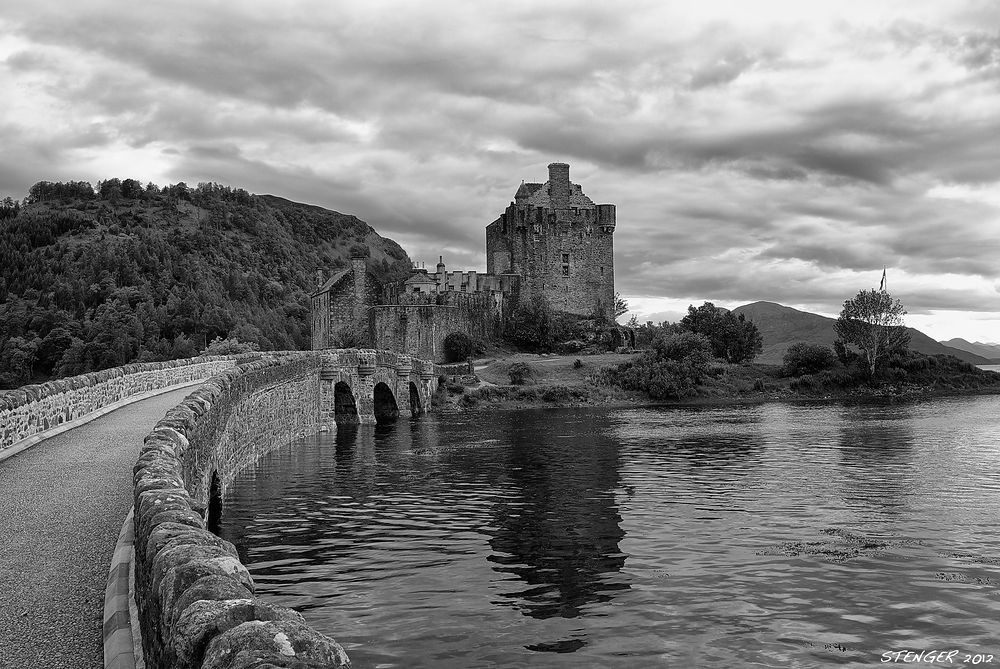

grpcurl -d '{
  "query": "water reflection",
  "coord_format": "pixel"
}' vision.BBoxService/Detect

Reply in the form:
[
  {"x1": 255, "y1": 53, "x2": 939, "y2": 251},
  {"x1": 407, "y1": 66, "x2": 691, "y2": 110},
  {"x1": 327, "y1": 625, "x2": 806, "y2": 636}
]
[
  {"x1": 836, "y1": 402, "x2": 916, "y2": 515},
  {"x1": 487, "y1": 411, "x2": 628, "y2": 619},
  {"x1": 220, "y1": 396, "x2": 1000, "y2": 669}
]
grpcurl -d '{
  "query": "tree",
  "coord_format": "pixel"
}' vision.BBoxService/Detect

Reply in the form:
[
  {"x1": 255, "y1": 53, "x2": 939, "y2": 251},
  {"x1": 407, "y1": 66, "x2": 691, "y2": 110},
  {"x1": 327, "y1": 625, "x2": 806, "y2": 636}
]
[
  {"x1": 614, "y1": 292, "x2": 629, "y2": 319},
  {"x1": 834, "y1": 289, "x2": 909, "y2": 377},
  {"x1": 443, "y1": 331, "x2": 474, "y2": 362},
  {"x1": 680, "y1": 302, "x2": 763, "y2": 364}
]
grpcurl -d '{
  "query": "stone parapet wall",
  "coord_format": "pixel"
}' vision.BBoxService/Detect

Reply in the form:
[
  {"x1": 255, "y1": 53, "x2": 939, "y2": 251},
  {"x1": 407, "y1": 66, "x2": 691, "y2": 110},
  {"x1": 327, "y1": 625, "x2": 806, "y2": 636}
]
[
  {"x1": 132, "y1": 352, "x2": 350, "y2": 669},
  {"x1": 0, "y1": 357, "x2": 239, "y2": 450}
]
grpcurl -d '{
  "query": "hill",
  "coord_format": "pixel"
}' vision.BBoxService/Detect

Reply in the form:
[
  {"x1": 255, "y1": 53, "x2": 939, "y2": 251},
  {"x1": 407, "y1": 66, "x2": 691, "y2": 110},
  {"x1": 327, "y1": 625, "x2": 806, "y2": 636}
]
[
  {"x1": 941, "y1": 338, "x2": 1000, "y2": 362},
  {"x1": 0, "y1": 179, "x2": 412, "y2": 388},
  {"x1": 732, "y1": 301, "x2": 991, "y2": 366}
]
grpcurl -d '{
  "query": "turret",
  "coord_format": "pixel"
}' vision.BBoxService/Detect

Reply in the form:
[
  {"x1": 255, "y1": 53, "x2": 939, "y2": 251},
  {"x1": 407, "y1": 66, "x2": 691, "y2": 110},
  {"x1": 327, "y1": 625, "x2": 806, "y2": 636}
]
[
  {"x1": 436, "y1": 255, "x2": 446, "y2": 291},
  {"x1": 597, "y1": 203, "x2": 616, "y2": 233}
]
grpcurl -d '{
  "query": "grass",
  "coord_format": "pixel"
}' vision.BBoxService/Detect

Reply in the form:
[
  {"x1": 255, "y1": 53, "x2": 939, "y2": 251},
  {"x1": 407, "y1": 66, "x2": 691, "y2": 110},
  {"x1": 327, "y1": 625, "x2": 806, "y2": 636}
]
[{"x1": 438, "y1": 349, "x2": 1000, "y2": 411}]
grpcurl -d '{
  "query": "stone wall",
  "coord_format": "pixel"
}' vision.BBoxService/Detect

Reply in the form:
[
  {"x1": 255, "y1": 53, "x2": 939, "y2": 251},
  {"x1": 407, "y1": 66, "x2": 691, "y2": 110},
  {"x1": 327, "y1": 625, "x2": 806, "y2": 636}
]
[
  {"x1": 132, "y1": 352, "x2": 351, "y2": 669},
  {"x1": 0, "y1": 357, "x2": 238, "y2": 451},
  {"x1": 370, "y1": 294, "x2": 499, "y2": 362}
]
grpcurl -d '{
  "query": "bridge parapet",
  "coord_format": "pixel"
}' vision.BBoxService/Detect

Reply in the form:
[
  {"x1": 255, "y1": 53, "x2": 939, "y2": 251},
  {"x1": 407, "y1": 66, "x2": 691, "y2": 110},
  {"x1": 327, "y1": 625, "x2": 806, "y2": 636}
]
[
  {"x1": 132, "y1": 353, "x2": 350, "y2": 669},
  {"x1": 0, "y1": 356, "x2": 240, "y2": 453}
]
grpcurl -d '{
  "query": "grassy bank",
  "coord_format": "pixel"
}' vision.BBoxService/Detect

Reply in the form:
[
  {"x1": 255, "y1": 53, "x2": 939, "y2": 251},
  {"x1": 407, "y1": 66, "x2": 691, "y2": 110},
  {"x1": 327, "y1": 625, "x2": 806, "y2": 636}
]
[{"x1": 434, "y1": 351, "x2": 1000, "y2": 412}]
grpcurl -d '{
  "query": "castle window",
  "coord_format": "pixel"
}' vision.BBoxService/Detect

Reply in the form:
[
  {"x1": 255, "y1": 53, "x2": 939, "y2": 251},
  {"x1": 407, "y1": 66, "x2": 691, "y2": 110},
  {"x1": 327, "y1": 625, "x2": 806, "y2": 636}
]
[
  {"x1": 562, "y1": 265, "x2": 569, "y2": 276},
  {"x1": 600, "y1": 266, "x2": 604, "y2": 274},
  {"x1": 562, "y1": 253, "x2": 569, "y2": 263}
]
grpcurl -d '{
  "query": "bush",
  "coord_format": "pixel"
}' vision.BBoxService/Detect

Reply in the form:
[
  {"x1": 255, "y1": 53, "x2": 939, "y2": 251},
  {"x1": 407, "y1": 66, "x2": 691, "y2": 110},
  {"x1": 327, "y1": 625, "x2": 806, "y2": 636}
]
[
  {"x1": 509, "y1": 362, "x2": 531, "y2": 385},
  {"x1": 573, "y1": 358, "x2": 583, "y2": 369},
  {"x1": 444, "y1": 331, "x2": 474, "y2": 362},
  {"x1": 329, "y1": 323, "x2": 369, "y2": 348},
  {"x1": 596, "y1": 331, "x2": 712, "y2": 400},
  {"x1": 782, "y1": 342, "x2": 836, "y2": 376},
  {"x1": 541, "y1": 385, "x2": 574, "y2": 402}
]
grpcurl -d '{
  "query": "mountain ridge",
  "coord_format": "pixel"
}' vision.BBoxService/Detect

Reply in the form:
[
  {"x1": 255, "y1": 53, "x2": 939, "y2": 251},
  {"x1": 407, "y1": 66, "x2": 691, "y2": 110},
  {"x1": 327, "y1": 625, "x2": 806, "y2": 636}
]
[
  {"x1": 732, "y1": 301, "x2": 991, "y2": 365},
  {"x1": 940, "y1": 338, "x2": 1000, "y2": 362}
]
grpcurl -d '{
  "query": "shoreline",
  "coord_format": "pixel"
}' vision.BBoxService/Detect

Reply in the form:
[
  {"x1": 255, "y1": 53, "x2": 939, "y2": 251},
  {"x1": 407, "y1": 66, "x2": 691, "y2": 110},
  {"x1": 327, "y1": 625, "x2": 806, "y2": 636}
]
[{"x1": 435, "y1": 379, "x2": 1000, "y2": 414}]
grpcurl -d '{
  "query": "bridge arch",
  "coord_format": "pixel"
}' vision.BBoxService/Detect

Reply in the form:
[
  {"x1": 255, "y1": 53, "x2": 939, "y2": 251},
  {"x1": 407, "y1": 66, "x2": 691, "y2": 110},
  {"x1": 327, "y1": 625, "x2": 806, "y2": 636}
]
[
  {"x1": 408, "y1": 381, "x2": 422, "y2": 415},
  {"x1": 334, "y1": 381, "x2": 359, "y2": 425},
  {"x1": 373, "y1": 382, "x2": 399, "y2": 423}
]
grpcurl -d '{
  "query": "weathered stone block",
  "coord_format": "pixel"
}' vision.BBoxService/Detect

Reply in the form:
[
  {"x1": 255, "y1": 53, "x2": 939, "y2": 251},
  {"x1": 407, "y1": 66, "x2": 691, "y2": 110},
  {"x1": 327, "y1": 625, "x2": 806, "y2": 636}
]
[
  {"x1": 171, "y1": 576, "x2": 254, "y2": 629},
  {"x1": 159, "y1": 556, "x2": 255, "y2": 637},
  {"x1": 201, "y1": 619, "x2": 351, "y2": 669},
  {"x1": 173, "y1": 599, "x2": 305, "y2": 669}
]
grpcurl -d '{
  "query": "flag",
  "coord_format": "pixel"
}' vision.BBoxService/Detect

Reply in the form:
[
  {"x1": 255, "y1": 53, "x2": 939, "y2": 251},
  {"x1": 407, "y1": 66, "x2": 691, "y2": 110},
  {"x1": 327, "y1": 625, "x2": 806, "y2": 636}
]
[{"x1": 879, "y1": 266, "x2": 886, "y2": 291}]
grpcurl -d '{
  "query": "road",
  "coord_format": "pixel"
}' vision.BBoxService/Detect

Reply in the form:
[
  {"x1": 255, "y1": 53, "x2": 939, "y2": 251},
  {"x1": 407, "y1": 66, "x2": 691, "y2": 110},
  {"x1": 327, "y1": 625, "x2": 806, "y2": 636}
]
[{"x1": 0, "y1": 386, "x2": 195, "y2": 669}]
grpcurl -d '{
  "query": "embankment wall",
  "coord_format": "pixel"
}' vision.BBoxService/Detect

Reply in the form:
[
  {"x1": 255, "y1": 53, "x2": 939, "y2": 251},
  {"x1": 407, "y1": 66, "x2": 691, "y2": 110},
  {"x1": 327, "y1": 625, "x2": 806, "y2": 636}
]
[
  {"x1": 132, "y1": 352, "x2": 351, "y2": 669},
  {"x1": 0, "y1": 357, "x2": 238, "y2": 452}
]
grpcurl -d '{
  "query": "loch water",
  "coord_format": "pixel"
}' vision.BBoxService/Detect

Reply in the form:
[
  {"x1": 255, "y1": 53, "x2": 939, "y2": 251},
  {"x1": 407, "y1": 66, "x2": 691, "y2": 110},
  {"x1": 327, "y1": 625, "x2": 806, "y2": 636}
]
[{"x1": 219, "y1": 396, "x2": 1000, "y2": 668}]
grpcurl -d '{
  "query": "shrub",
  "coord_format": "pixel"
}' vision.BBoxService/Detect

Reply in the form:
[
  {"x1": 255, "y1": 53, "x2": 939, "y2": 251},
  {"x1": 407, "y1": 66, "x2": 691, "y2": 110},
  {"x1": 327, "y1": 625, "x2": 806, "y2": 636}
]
[
  {"x1": 782, "y1": 342, "x2": 836, "y2": 376},
  {"x1": 573, "y1": 358, "x2": 583, "y2": 369},
  {"x1": 329, "y1": 323, "x2": 369, "y2": 348},
  {"x1": 596, "y1": 332, "x2": 712, "y2": 400},
  {"x1": 443, "y1": 331, "x2": 474, "y2": 362},
  {"x1": 541, "y1": 384, "x2": 574, "y2": 402},
  {"x1": 509, "y1": 362, "x2": 531, "y2": 385}
]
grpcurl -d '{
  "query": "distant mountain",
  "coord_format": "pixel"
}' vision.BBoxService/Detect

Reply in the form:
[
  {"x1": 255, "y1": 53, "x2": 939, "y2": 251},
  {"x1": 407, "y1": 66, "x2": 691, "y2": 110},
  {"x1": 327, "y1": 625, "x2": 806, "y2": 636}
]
[
  {"x1": 0, "y1": 180, "x2": 412, "y2": 388},
  {"x1": 732, "y1": 301, "x2": 992, "y2": 365},
  {"x1": 941, "y1": 338, "x2": 1000, "y2": 362}
]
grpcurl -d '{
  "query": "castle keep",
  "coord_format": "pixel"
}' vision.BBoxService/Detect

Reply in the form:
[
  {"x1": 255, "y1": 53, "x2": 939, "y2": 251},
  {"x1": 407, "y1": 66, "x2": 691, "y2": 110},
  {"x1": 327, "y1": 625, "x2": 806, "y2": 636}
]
[
  {"x1": 311, "y1": 163, "x2": 616, "y2": 360},
  {"x1": 486, "y1": 162, "x2": 616, "y2": 317}
]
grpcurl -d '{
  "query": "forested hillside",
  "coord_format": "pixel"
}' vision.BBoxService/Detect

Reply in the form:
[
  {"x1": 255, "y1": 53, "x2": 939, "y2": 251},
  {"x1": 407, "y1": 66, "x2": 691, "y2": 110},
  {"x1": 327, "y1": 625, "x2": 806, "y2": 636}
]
[{"x1": 0, "y1": 179, "x2": 411, "y2": 389}]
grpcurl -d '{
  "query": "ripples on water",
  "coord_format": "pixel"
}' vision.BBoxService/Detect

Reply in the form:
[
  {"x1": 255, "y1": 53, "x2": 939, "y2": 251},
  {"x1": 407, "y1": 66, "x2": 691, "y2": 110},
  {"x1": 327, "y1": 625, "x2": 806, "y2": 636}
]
[{"x1": 219, "y1": 396, "x2": 1000, "y2": 668}]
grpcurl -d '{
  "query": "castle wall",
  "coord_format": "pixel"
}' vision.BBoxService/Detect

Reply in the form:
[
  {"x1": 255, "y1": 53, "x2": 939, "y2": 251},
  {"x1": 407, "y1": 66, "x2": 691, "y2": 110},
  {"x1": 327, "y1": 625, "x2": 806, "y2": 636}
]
[
  {"x1": 371, "y1": 292, "x2": 500, "y2": 361},
  {"x1": 323, "y1": 271, "x2": 380, "y2": 347},
  {"x1": 311, "y1": 291, "x2": 330, "y2": 349}
]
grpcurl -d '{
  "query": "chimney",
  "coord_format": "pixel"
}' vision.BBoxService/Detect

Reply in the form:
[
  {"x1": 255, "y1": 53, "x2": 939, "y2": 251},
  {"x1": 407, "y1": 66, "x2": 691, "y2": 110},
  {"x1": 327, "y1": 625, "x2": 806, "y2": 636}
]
[
  {"x1": 350, "y1": 255, "x2": 366, "y2": 301},
  {"x1": 548, "y1": 162, "x2": 570, "y2": 209}
]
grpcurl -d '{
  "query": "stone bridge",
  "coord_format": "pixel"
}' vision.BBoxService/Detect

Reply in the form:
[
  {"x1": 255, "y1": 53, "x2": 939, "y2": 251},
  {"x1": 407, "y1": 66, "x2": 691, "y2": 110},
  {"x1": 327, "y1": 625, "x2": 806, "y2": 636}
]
[
  {"x1": 0, "y1": 349, "x2": 454, "y2": 669},
  {"x1": 316, "y1": 348, "x2": 441, "y2": 427}
]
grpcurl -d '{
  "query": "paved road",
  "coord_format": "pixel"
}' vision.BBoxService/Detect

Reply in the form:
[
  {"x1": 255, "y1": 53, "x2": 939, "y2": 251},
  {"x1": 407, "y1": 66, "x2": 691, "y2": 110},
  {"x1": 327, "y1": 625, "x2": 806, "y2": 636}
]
[{"x1": 0, "y1": 386, "x2": 196, "y2": 669}]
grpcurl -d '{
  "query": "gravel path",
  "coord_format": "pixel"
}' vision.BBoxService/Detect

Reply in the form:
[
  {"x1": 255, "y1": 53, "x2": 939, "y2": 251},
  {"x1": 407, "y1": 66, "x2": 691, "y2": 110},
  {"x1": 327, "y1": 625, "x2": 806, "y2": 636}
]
[{"x1": 0, "y1": 386, "x2": 196, "y2": 669}]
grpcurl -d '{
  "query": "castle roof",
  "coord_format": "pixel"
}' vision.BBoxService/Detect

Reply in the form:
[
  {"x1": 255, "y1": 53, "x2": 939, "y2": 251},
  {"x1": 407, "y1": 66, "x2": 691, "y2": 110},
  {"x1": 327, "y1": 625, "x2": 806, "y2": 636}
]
[
  {"x1": 403, "y1": 271, "x2": 439, "y2": 286},
  {"x1": 515, "y1": 182, "x2": 545, "y2": 199},
  {"x1": 520, "y1": 181, "x2": 596, "y2": 208},
  {"x1": 314, "y1": 269, "x2": 351, "y2": 295}
]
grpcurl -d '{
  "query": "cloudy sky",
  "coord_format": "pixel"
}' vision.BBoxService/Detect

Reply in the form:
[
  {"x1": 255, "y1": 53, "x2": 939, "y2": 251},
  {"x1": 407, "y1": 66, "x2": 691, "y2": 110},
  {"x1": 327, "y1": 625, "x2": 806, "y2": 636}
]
[{"x1": 3, "y1": 0, "x2": 1000, "y2": 342}]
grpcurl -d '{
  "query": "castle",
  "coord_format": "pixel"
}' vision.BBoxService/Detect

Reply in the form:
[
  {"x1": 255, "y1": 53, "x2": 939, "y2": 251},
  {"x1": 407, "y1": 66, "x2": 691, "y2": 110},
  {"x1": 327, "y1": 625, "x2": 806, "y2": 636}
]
[{"x1": 311, "y1": 163, "x2": 617, "y2": 360}]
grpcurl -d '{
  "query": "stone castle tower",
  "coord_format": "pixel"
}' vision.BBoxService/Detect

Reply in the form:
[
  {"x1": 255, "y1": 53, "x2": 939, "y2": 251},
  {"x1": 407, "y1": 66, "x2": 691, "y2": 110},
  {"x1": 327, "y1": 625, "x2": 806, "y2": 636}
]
[{"x1": 485, "y1": 162, "x2": 616, "y2": 319}]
